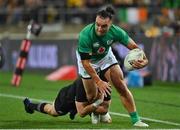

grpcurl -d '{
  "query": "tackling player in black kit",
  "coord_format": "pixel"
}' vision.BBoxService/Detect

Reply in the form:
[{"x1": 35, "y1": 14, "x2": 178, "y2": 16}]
[{"x1": 23, "y1": 77, "x2": 111, "y2": 122}]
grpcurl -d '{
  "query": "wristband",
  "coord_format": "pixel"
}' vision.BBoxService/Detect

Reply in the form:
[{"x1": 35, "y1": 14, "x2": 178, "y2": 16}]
[{"x1": 92, "y1": 99, "x2": 103, "y2": 108}]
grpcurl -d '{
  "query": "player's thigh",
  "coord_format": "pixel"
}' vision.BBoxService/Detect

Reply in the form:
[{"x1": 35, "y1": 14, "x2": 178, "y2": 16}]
[
  {"x1": 109, "y1": 64, "x2": 124, "y2": 79},
  {"x1": 109, "y1": 65, "x2": 128, "y2": 93},
  {"x1": 44, "y1": 103, "x2": 59, "y2": 116},
  {"x1": 103, "y1": 65, "x2": 123, "y2": 84},
  {"x1": 103, "y1": 69, "x2": 111, "y2": 83},
  {"x1": 82, "y1": 78, "x2": 98, "y2": 102}
]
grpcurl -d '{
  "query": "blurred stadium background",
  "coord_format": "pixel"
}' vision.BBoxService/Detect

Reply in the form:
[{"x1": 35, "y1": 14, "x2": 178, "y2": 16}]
[{"x1": 0, "y1": 0, "x2": 180, "y2": 129}]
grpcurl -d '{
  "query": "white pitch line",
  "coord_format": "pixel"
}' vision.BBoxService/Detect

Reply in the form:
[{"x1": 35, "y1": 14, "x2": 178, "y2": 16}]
[
  {"x1": 110, "y1": 112, "x2": 180, "y2": 127},
  {"x1": 1, "y1": 93, "x2": 180, "y2": 127},
  {"x1": 0, "y1": 93, "x2": 51, "y2": 103}
]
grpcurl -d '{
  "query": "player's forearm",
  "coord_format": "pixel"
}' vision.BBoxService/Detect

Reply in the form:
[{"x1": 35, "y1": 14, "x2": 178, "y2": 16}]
[
  {"x1": 78, "y1": 104, "x2": 107, "y2": 117},
  {"x1": 81, "y1": 60, "x2": 101, "y2": 83},
  {"x1": 94, "y1": 105, "x2": 108, "y2": 114},
  {"x1": 128, "y1": 39, "x2": 148, "y2": 64},
  {"x1": 127, "y1": 38, "x2": 139, "y2": 50},
  {"x1": 79, "y1": 104, "x2": 97, "y2": 117}
]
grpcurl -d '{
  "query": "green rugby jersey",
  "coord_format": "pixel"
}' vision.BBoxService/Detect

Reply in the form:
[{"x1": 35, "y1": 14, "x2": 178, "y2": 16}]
[{"x1": 77, "y1": 23, "x2": 130, "y2": 62}]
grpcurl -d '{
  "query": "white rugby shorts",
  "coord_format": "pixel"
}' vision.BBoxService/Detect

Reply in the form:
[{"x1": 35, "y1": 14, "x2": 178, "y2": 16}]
[{"x1": 76, "y1": 48, "x2": 118, "y2": 78}]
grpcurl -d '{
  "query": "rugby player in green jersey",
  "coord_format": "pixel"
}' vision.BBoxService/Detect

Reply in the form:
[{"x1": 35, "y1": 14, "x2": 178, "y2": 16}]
[{"x1": 76, "y1": 5, "x2": 149, "y2": 127}]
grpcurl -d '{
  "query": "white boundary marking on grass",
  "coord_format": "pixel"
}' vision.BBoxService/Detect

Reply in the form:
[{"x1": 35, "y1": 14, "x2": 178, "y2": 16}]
[
  {"x1": 0, "y1": 93, "x2": 52, "y2": 103},
  {"x1": 1, "y1": 93, "x2": 180, "y2": 127},
  {"x1": 110, "y1": 112, "x2": 180, "y2": 127}
]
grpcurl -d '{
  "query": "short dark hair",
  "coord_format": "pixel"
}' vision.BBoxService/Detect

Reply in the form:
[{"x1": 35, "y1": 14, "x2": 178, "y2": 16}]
[{"x1": 96, "y1": 5, "x2": 115, "y2": 20}]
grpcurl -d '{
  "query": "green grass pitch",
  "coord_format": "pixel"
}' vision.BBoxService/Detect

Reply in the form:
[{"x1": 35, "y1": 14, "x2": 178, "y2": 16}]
[{"x1": 0, "y1": 71, "x2": 180, "y2": 129}]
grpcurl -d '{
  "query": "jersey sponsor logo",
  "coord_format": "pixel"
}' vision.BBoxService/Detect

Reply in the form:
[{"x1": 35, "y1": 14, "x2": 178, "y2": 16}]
[
  {"x1": 93, "y1": 42, "x2": 100, "y2": 48},
  {"x1": 98, "y1": 47, "x2": 105, "y2": 54},
  {"x1": 107, "y1": 40, "x2": 113, "y2": 45}
]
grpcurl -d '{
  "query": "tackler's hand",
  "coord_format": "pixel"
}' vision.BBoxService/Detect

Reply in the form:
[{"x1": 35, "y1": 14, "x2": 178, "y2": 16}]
[{"x1": 96, "y1": 80, "x2": 112, "y2": 97}]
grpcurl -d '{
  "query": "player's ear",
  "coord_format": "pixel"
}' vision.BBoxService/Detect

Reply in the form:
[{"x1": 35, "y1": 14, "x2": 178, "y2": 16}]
[
  {"x1": 110, "y1": 20, "x2": 112, "y2": 25},
  {"x1": 108, "y1": 20, "x2": 112, "y2": 27}
]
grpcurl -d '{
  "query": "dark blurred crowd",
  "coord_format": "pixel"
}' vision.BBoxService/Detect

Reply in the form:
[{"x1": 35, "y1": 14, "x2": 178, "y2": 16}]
[{"x1": 0, "y1": 0, "x2": 180, "y2": 36}]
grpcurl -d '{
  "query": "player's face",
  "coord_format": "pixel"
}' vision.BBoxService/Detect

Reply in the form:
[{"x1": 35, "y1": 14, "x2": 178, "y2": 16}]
[{"x1": 95, "y1": 16, "x2": 112, "y2": 36}]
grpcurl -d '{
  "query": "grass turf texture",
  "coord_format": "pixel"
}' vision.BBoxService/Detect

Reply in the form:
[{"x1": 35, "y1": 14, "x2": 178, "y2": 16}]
[{"x1": 0, "y1": 72, "x2": 180, "y2": 129}]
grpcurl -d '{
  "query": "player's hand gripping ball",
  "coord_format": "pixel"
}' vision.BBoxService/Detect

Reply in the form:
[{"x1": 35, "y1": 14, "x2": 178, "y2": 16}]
[{"x1": 124, "y1": 48, "x2": 145, "y2": 71}]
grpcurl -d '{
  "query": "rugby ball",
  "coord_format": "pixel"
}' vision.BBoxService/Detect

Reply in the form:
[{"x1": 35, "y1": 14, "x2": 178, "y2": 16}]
[{"x1": 124, "y1": 48, "x2": 144, "y2": 71}]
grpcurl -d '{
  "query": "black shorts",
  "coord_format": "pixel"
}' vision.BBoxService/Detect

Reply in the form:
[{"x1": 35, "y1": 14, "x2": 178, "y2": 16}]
[
  {"x1": 54, "y1": 77, "x2": 111, "y2": 115},
  {"x1": 75, "y1": 78, "x2": 87, "y2": 102},
  {"x1": 54, "y1": 85, "x2": 76, "y2": 115},
  {"x1": 75, "y1": 78, "x2": 111, "y2": 102}
]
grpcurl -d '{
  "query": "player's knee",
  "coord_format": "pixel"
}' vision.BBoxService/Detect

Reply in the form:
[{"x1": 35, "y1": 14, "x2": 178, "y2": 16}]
[
  {"x1": 95, "y1": 106, "x2": 108, "y2": 114},
  {"x1": 99, "y1": 109, "x2": 108, "y2": 115},
  {"x1": 48, "y1": 110, "x2": 59, "y2": 117},
  {"x1": 102, "y1": 106, "x2": 109, "y2": 114},
  {"x1": 78, "y1": 111, "x2": 86, "y2": 118},
  {"x1": 45, "y1": 105, "x2": 58, "y2": 116}
]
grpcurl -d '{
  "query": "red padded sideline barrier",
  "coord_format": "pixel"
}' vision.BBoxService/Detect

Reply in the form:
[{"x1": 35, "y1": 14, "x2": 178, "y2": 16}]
[{"x1": 46, "y1": 65, "x2": 78, "y2": 81}]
